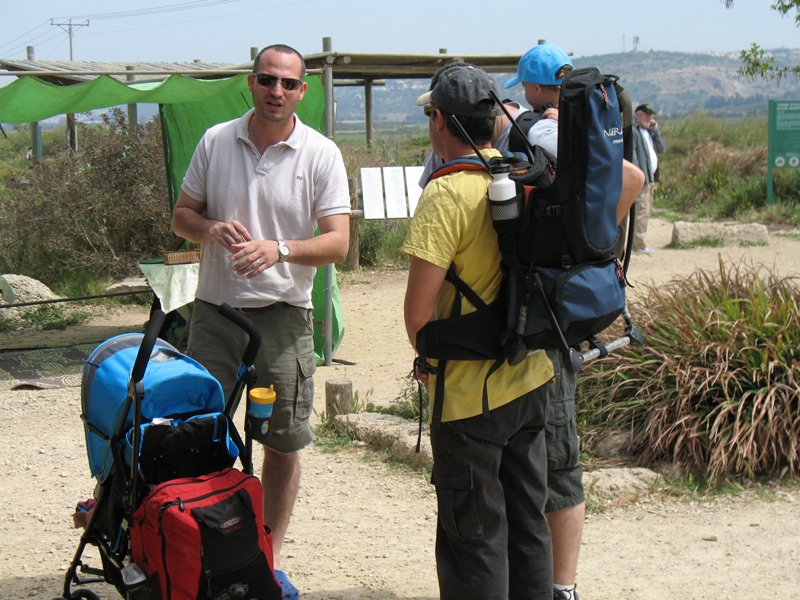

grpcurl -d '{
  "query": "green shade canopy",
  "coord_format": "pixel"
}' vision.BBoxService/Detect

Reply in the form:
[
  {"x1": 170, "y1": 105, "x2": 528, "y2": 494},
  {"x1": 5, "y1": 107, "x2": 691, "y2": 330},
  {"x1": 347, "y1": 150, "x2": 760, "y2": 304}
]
[
  {"x1": 157, "y1": 74, "x2": 325, "y2": 207},
  {"x1": 1, "y1": 73, "x2": 246, "y2": 123},
  {"x1": 0, "y1": 72, "x2": 342, "y2": 364},
  {"x1": 0, "y1": 72, "x2": 325, "y2": 126}
]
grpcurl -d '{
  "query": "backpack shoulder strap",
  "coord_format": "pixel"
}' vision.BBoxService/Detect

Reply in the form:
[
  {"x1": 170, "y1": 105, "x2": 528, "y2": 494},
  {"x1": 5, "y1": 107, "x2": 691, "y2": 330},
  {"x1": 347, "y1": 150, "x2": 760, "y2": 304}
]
[
  {"x1": 427, "y1": 156, "x2": 488, "y2": 185},
  {"x1": 507, "y1": 111, "x2": 545, "y2": 155},
  {"x1": 429, "y1": 267, "x2": 503, "y2": 426}
]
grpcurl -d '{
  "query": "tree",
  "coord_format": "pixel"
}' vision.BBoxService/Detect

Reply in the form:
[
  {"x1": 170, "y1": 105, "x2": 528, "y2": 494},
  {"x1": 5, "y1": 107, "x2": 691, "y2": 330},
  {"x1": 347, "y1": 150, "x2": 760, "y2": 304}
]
[{"x1": 724, "y1": 0, "x2": 800, "y2": 80}]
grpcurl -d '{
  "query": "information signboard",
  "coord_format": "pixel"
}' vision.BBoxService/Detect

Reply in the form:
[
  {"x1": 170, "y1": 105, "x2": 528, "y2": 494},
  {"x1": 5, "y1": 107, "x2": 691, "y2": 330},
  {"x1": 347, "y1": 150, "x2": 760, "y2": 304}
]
[{"x1": 767, "y1": 100, "x2": 800, "y2": 204}]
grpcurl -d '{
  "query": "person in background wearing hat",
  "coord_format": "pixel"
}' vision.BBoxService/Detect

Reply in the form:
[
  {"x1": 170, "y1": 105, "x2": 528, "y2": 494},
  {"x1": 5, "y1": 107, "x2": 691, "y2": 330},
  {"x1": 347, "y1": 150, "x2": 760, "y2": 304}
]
[
  {"x1": 503, "y1": 41, "x2": 644, "y2": 600},
  {"x1": 630, "y1": 103, "x2": 666, "y2": 254},
  {"x1": 403, "y1": 64, "x2": 555, "y2": 599}
]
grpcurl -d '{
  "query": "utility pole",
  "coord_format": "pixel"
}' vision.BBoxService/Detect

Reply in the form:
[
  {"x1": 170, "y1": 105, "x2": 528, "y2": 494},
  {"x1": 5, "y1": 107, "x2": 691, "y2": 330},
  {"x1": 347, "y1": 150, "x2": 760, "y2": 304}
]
[
  {"x1": 51, "y1": 19, "x2": 89, "y2": 152},
  {"x1": 50, "y1": 19, "x2": 89, "y2": 61},
  {"x1": 27, "y1": 46, "x2": 41, "y2": 162}
]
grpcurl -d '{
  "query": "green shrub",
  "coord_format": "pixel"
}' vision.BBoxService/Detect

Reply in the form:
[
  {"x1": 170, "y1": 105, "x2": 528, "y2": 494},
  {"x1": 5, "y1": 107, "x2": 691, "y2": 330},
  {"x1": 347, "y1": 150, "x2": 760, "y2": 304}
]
[
  {"x1": 370, "y1": 374, "x2": 429, "y2": 423},
  {"x1": 0, "y1": 110, "x2": 171, "y2": 292},
  {"x1": 356, "y1": 219, "x2": 410, "y2": 268},
  {"x1": 656, "y1": 113, "x2": 800, "y2": 226},
  {"x1": 662, "y1": 111, "x2": 766, "y2": 154},
  {"x1": 0, "y1": 125, "x2": 66, "y2": 181},
  {"x1": 577, "y1": 259, "x2": 800, "y2": 480},
  {"x1": 406, "y1": 134, "x2": 432, "y2": 148},
  {"x1": 657, "y1": 139, "x2": 767, "y2": 214}
]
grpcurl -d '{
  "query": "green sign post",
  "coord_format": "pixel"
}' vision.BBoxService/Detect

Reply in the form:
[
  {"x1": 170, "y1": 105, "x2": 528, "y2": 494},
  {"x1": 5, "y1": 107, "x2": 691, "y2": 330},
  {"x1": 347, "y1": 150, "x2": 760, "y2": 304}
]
[{"x1": 767, "y1": 100, "x2": 800, "y2": 205}]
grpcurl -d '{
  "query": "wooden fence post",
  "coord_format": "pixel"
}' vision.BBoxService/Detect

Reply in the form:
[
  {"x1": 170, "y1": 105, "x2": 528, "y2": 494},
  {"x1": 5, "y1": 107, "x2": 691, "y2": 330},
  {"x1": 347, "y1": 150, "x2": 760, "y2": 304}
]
[
  {"x1": 347, "y1": 177, "x2": 362, "y2": 270},
  {"x1": 325, "y1": 378, "x2": 354, "y2": 419}
]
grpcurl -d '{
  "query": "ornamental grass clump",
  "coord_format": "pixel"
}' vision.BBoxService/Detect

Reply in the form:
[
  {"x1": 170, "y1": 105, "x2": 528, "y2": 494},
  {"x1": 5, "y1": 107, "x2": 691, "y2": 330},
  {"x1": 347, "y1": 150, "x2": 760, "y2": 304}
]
[{"x1": 578, "y1": 258, "x2": 800, "y2": 480}]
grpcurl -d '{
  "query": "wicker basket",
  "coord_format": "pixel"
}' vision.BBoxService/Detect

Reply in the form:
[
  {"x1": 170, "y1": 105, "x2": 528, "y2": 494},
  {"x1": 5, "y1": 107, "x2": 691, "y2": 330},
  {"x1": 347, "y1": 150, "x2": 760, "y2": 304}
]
[{"x1": 164, "y1": 250, "x2": 201, "y2": 265}]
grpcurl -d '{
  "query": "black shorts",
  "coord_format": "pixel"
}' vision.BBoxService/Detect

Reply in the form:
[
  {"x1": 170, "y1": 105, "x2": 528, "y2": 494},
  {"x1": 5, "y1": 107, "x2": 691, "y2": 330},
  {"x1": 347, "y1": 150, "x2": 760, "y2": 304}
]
[{"x1": 545, "y1": 350, "x2": 585, "y2": 513}]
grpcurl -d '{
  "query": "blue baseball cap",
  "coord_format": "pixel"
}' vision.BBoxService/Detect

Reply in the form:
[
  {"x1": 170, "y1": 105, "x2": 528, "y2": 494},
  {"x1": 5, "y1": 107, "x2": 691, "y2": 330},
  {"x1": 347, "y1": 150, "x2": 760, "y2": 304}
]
[{"x1": 503, "y1": 42, "x2": 573, "y2": 88}]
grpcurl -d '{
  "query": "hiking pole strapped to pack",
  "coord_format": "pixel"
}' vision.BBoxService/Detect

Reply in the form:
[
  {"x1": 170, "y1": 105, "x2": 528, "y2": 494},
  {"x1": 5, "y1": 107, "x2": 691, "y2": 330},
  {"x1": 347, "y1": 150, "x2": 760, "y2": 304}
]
[{"x1": 581, "y1": 306, "x2": 645, "y2": 363}]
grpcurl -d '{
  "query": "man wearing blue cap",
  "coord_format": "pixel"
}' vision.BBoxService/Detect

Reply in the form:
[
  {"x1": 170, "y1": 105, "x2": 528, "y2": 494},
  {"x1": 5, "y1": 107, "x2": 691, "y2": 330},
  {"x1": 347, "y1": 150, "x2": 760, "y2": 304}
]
[
  {"x1": 503, "y1": 41, "x2": 584, "y2": 600},
  {"x1": 505, "y1": 42, "x2": 645, "y2": 600},
  {"x1": 503, "y1": 41, "x2": 573, "y2": 158}
]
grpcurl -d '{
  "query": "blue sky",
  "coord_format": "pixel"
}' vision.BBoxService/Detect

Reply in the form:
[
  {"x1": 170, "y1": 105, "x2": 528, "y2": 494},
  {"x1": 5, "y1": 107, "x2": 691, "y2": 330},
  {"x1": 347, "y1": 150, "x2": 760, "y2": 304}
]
[{"x1": 0, "y1": 0, "x2": 797, "y2": 67}]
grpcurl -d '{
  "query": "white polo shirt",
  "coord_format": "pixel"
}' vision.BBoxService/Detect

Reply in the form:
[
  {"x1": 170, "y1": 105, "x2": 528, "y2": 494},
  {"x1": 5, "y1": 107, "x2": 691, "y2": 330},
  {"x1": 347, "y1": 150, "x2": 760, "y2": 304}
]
[{"x1": 182, "y1": 109, "x2": 350, "y2": 308}]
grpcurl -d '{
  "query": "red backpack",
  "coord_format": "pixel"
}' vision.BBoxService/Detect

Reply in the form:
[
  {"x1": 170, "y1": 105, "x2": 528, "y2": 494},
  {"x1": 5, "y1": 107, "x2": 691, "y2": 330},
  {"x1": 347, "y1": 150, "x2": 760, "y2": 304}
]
[{"x1": 130, "y1": 467, "x2": 282, "y2": 600}]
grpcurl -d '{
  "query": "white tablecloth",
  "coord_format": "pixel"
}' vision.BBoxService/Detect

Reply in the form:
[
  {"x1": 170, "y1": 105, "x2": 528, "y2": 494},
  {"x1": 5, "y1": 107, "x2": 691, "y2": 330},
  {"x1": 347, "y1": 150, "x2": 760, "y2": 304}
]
[{"x1": 138, "y1": 262, "x2": 199, "y2": 314}]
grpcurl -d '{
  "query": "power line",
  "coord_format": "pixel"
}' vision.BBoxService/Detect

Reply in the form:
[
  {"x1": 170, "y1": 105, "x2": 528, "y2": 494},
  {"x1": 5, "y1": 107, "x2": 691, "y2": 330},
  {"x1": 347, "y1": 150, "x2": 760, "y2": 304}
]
[
  {"x1": 71, "y1": 0, "x2": 316, "y2": 41},
  {"x1": 4, "y1": 0, "x2": 315, "y2": 61},
  {"x1": 0, "y1": 21, "x2": 48, "y2": 51},
  {"x1": 53, "y1": 0, "x2": 244, "y2": 22},
  {"x1": 2, "y1": 2, "x2": 241, "y2": 61},
  {"x1": 0, "y1": 22, "x2": 52, "y2": 56},
  {"x1": 0, "y1": 32, "x2": 65, "y2": 61}
]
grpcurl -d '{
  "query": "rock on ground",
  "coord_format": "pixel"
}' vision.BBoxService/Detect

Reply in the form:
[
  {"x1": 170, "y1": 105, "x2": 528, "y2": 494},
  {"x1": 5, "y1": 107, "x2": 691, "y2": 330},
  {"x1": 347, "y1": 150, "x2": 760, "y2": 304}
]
[
  {"x1": 0, "y1": 274, "x2": 61, "y2": 324},
  {"x1": 670, "y1": 221, "x2": 769, "y2": 247}
]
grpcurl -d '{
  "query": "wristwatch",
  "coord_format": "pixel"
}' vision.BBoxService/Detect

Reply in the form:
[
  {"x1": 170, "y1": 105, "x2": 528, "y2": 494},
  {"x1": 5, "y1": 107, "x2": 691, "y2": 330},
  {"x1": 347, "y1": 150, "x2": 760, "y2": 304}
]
[{"x1": 277, "y1": 239, "x2": 290, "y2": 263}]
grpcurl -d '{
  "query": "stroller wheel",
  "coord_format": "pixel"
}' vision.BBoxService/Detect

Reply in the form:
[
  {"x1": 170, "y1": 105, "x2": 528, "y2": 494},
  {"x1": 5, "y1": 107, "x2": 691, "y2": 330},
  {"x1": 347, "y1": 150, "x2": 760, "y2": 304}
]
[{"x1": 65, "y1": 590, "x2": 101, "y2": 600}]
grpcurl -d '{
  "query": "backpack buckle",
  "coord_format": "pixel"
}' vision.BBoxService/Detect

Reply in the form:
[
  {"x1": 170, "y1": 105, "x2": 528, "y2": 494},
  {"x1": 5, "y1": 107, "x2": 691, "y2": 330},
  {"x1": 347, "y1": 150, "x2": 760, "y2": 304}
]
[
  {"x1": 414, "y1": 356, "x2": 438, "y2": 376},
  {"x1": 544, "y1": 206, "x2": 561, "y2": 217}
]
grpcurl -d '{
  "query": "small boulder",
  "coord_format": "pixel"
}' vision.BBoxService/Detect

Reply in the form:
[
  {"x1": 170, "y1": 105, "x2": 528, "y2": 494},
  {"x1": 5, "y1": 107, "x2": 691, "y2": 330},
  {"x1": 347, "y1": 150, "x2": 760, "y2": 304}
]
[
  {"x1": 671, "y1": 221, "x2": 769, "y2": 247},
  {"x1": 584, "y1": 467, "x2": 661, "y2": 502}
]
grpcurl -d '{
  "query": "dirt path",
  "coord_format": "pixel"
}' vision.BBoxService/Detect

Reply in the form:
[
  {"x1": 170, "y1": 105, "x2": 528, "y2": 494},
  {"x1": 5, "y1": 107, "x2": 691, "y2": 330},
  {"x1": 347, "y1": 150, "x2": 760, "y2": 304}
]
[{"x1": 1, "y1": 218, "x2": 799, "y2": 599}]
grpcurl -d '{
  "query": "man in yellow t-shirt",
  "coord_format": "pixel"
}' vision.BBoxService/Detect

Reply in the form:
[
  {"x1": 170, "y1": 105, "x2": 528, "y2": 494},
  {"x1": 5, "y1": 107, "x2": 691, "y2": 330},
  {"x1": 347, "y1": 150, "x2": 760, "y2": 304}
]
[{"x1": 403, "y1": 64, "x2": 555, "y2": 600}]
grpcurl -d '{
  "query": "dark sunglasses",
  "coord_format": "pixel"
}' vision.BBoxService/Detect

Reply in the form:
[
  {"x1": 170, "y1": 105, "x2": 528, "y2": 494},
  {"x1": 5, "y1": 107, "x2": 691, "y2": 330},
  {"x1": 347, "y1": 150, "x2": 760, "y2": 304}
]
[
  {"x1": 423, "y1": 103, "x2": 435, "y2": 117},
  {"x1": 253, "y1": 73, "x2": 303, "y2": 91}
]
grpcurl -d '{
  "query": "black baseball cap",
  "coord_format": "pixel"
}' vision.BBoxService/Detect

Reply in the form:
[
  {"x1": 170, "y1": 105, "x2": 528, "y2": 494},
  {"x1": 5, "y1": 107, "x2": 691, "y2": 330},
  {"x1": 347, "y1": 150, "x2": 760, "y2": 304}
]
[
  {"x1": 635, "y1": 103, "x2": 657, "y2": 115},
  {"x1": 416, "y1": 65, "x2": 498, "y2": 118}
]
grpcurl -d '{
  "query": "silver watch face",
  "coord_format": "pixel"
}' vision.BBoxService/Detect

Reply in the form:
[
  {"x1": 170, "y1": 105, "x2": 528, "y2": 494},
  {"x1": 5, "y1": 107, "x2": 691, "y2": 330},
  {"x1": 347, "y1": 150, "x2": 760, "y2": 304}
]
[{"x1": 278, "y1": 241, "x2": 290, "y2": 261}]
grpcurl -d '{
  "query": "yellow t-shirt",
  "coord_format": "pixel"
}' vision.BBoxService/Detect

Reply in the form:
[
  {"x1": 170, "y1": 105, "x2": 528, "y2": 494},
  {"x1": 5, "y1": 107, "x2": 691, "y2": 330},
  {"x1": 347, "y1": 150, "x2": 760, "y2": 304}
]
[{"x1": 403, "y1": 149, "x2": 553, "y2": 422}]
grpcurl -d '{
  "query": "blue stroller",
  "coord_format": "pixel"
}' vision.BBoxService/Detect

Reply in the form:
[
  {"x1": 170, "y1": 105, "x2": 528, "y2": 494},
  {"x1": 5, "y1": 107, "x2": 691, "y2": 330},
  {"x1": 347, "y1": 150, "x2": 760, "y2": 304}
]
[{"x1": 59, "y1": 304, "x2": 279, "y2": 600}]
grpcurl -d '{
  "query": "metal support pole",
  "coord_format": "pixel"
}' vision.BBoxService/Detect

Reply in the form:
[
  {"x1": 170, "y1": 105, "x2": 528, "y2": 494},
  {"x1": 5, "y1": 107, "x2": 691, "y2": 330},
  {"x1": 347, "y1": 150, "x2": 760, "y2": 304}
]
[
  {"x1": 322, "y1": 36, "x2": 335, "y2": 366},
  {"x1": 126, "y1": 66, "x2": 138, "y2": 128},
  {"x1": 365, "y1": 79, "x2": 373, "y2": 149},
  {"x1": 323, "y1": 37, "x2": 334, "y2": 138},
  {"x1": 26, "y1": 46, "x2": 41, "y2": 161}
]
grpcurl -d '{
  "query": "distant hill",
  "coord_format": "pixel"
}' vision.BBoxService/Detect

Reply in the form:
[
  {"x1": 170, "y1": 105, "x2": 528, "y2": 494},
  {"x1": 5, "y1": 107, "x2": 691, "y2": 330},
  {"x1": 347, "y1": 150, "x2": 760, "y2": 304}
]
[{"x1": 334, "y1": 49, "x2": 800, "y2": 124}]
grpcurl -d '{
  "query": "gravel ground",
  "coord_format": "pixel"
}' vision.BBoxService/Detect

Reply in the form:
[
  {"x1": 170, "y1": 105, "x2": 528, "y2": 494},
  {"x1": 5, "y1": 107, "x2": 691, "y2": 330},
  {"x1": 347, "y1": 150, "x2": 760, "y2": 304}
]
[{"x1": 2, "y1": 218, "x2": 800, "y2": 599}]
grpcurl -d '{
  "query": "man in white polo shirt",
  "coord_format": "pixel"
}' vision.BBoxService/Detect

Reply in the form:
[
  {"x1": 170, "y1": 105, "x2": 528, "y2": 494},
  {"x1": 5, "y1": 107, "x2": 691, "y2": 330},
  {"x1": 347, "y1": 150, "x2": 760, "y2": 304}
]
[{"x1": 172, "y1": 43, "x2": 351, "y2": 599}]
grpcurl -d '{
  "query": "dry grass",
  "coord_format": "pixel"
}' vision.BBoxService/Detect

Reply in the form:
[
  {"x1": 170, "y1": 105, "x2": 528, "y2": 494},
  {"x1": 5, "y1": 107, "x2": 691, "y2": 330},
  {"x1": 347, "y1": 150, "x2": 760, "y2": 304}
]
[
  {"x1": 578, "y1": 257, "x2": 800, "y2": 480},
  {"x1": 685, "y1": 141, "x2": 766, "y2": 179}
]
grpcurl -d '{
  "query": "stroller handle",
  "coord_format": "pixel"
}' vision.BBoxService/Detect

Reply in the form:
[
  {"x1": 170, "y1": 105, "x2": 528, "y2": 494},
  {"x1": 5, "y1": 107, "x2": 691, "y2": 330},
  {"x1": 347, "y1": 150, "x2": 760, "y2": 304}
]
[
  {"x1": 131, "y1": 309, "x2": 166, "y2": 384},
  {"x1": 218, "y1": 303, "x2": 262, "y2": 368}
]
